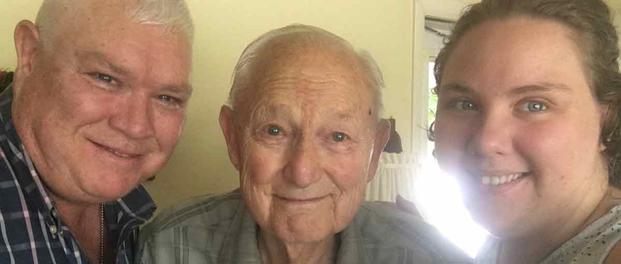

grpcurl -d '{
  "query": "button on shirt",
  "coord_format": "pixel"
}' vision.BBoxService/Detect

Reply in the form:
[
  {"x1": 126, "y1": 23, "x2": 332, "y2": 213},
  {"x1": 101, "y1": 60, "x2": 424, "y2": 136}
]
[{"x1": 0, "y1": 86, "x2": 156, "y2": 264}]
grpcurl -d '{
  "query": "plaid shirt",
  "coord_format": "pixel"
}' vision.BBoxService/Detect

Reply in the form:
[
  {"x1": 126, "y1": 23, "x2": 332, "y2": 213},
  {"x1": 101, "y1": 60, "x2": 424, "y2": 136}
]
[
  {"x1": 139, "y1": 191, "x2": 472, "y2": 264},
  {"x1": 0, "y1": 85, "x2": 156, "y2": 264}
]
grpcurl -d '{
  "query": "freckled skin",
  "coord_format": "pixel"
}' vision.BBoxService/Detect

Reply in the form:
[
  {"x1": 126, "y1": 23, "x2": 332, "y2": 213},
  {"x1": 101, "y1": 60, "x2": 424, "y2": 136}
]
[{"x1": 220, "y1": 39, "x2": 389, "y2": 262}]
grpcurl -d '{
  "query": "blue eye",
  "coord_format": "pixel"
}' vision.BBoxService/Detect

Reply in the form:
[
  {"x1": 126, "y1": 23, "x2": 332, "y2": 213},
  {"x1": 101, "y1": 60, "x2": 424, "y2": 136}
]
[
  {"x1": 521, "y1": 101, "x2": 547, "y2": 112},
  {"x1": 455, "y1": 100, "x2": 478, "y2": 111},
  {"x1": 92, "y1": 73, "x2": 114, "y2": 83},
  {"x1": 267, "y1": 125, "x2": 282, "y2": 136},
  {"x1": 87, "y1": 72, "x2": 119, "y2": 89},
  {"x1": 156, "y1": 95, "x2": 183, "y2": 109},
  {"x1": 332, "y1": 132, "x2": 348, "y2": 142}
]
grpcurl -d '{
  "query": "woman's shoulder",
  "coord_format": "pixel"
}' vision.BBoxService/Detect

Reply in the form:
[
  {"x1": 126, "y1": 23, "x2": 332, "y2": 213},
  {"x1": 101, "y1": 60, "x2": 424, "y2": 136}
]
[
  {"x1": 604, "y1": 189, "x2": 621, "y2": 264},
  {"x1": 543, "y1": 202, "x2": 621, "y2": 263}
]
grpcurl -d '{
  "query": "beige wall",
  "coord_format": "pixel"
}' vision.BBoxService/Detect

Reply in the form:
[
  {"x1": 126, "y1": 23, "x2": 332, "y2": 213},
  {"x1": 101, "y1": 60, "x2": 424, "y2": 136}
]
[{"x1": 0, "y1": 0, "x2": 418, "y2": 211}]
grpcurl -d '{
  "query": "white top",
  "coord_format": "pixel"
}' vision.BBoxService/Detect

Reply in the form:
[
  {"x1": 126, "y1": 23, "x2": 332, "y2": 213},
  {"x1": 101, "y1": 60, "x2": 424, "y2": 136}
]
[{"x1": 475, "y1": 204, "x2": 621, "y2": 263}]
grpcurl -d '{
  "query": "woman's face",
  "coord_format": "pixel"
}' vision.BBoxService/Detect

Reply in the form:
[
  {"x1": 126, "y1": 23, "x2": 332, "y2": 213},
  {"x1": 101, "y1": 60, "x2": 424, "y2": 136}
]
[{"x1": 434, "y1": 17, "x2": 609, "y2": 238}]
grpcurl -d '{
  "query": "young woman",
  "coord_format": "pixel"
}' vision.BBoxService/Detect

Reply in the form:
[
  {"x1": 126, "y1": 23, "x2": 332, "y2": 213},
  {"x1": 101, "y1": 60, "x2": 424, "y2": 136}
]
[{"x1": 431, "y1": 0, "x2": 621, "y2": 263}]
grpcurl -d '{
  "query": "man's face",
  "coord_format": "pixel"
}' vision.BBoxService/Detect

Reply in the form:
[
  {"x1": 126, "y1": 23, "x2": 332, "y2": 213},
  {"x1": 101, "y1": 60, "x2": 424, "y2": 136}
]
[
  {"x1": 13, "y1": 3, "x2": 192, "y2": 203},
  {"x1": 221, "y1": 47, "x2": 388, "y2": 243}
]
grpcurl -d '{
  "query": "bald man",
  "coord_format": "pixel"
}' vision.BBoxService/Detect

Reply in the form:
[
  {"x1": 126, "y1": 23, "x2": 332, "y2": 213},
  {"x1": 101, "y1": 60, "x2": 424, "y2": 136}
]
[
  {"x1": 0, "y1": 0, "x2": 193, "y2": 263},
  {"x1": 138, "y1": 24, "x2": 470, "y2": 264}
]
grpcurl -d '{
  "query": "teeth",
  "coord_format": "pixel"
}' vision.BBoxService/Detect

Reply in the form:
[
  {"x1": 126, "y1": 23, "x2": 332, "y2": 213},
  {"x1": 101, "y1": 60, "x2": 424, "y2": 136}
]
[
  {"x1": 113, "y1": 150, "x2": 130, "y2": 158},
  {"x1": 482, "y1": 176, "x2": 490, "y2": 185},
  {"x1": 481, "y1": 173, "x2": 523, "y2": 186},
  {"x1": 105, "y1": 147, "x2": 132, "y2": 158}
]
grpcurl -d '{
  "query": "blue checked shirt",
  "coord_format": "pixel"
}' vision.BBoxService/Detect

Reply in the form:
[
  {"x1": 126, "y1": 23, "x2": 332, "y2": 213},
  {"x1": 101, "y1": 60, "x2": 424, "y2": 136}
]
[{"x1": 0, "y1": 85, "x2": 156, "y2": 264}]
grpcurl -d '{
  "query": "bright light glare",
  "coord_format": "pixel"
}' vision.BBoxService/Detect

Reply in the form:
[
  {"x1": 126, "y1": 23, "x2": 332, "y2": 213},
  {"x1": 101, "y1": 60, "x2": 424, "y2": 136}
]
[{"x1": 414, "y1": 157, "x2": 488, "y2": 258}]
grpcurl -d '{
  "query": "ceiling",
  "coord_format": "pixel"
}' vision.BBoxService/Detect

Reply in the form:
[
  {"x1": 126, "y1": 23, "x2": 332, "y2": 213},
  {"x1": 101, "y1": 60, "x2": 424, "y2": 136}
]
[{"x1": 420, "y1": 0, "x2": 621, "y2": 21}]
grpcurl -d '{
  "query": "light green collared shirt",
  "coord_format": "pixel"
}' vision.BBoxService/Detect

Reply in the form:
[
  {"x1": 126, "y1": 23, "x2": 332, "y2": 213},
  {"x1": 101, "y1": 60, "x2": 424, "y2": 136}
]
[{"x1": 137, "y1": 191, "x2": 471, "y2": 264}]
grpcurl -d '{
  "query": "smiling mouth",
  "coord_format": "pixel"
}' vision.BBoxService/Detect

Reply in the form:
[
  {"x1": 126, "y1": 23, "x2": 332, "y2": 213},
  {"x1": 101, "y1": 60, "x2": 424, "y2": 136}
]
[
  {"x1": 274, "y1": 195, "x2": 327, "y2": 203},
  {"x1": 92, "y1": 141, "x2": 140, "y2": 159},
  {"x1": 481, "y1": 173, "x2": 528, "y2": 186}
]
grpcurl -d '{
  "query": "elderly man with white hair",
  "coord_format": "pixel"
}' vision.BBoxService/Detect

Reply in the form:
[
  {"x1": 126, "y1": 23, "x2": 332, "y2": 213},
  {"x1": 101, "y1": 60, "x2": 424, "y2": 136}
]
[
  {"x1": 0, "y1": 0, "x2": 194, "y2": 263},
  {"x1": 138, "y1": 24, "x2": 469, "y2": 264}
]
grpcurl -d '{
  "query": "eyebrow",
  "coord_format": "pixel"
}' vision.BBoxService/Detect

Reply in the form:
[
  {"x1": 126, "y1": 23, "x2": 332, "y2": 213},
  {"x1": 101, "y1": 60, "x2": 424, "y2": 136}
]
[
  {"x1": 162, "y1": 85, "x2": 193, "y2": 98},
  {"x1": 250, "y1": 103, "x2": 294, "y2": 121},
  {"x1": 249, "y1": 103, "x2": 363, "y2": 125},
  {"x1": 333, "y1": 112, "x2": 356, "y2": 121},
  {"x1": 75, "y1": 50, "x2": 129, "y2": 76},
  {"x1": 76, "y1": 50, "x2": 193, "y2": 95},
  {"x1": 437, "y1": 83, "x2": 471, "y2": 94},
  {"x1": 508, "y1": 82, "x2": 572, "y2": 96},
  {"x1": 438, "y1": 82, "x2": 572, "y2": 95}
]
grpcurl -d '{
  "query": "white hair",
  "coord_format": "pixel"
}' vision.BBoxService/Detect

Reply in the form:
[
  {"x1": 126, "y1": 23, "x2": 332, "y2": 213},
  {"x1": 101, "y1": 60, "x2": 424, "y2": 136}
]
[
  {"x1": 227, "y1": 24, "x2": 385, "y2": 119},
  {"x1": 126, "y1": 0, "x2": 194, "y2": 41},
  {"x1": 35, "y1": 0, "x2": 194, "y2": 43}
]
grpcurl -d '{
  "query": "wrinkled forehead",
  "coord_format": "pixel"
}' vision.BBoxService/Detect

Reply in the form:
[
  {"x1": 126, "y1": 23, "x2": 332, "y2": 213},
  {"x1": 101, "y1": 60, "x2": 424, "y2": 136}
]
[
  {"x1": 242, "y1": 47, "x2": 373, "y2": 112},
  {"x1": 256, "y1": 34, "x2": 364, "y2": 76},
  {"x1": 241, "y1": 70, "x2": 375, "y2": 131}
]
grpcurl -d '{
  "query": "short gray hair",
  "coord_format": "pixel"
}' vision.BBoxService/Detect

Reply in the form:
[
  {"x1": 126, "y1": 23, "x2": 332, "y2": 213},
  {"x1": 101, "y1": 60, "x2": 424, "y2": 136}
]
[
  {"x1": 35, "y1": 0, "x2": 194, "y2": 43},
  {"x1": 227, "y1": 24, "x2": 385, "y2": 119}
]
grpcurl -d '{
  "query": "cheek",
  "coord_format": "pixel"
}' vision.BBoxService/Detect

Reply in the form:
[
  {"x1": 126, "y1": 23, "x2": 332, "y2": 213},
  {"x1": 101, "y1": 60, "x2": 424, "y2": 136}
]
[
  {"x1": 325, "y1": 152, "x2": 371, "y2": 229},
  {"x1": 51, "y1": 78, "x2": 118, "y2": 126},
  {"x1": 152, "y1": 111, "x2": 185, "y2": 153},
  {"x1": 517, "y1": 118, "x2": 601, "y2": 174},
  {"x1": 24, "y1": 80, "x2": 114, "y2": 149},
  {"x1": 324, "y1": 150, "x2": 371, "y2": 192},
  {"x1": 434, "y1": 117, "x2": 472, "y2": 167},
  {"x1": 243, "y1": 144, "x2": 285, "y2": 185}
]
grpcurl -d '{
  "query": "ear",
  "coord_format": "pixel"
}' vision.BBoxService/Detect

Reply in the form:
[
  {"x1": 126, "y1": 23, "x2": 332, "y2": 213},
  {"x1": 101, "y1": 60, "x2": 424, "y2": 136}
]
[
  {"x1": 13, "y1": 20, "x2": 40, "y2": 90},
  {"x1": 219, "y1": 105, "x2": 242, "y2": 171},
  {"x1": 366, "y1": 118, "x2": 391, "y2": 182}
]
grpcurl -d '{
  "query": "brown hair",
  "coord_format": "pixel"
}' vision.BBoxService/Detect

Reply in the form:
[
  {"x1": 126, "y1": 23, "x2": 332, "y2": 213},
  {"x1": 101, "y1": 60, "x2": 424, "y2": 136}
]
[
  {"x1": 0, "y1": 71, "x2": 14, "y2": 90},
  {"x1": 433, "y1": 0, "x2": 621, "y2": 186}
]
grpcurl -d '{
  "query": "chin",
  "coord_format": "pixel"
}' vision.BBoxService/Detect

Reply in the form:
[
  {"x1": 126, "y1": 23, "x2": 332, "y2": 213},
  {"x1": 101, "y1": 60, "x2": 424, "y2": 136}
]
[
  {"x1": 468, "y1": 204, "x2": 526, "y2": 238},
  {"x1": 264, "y1": 215, "x2": 331, "y2": 243},
  {"x1": 86, "y1": 172, "x2": 143, "y2": 201}
]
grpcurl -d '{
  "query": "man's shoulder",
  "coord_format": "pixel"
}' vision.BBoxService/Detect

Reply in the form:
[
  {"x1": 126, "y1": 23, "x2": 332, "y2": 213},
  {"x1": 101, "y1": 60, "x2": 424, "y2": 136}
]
[
  {"x1": 137, "y1": 191, "x2": 244, "y2": 263},
  {"x1": 354, "y1": 201, "x2": 472, "y2": 263},
  {"x1": 142, "y1": 191, "x2": 243, "y2": 234}
]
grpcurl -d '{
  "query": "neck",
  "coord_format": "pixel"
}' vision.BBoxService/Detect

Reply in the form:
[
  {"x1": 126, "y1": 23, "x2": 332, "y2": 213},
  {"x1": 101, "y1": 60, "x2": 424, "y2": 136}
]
[
  {"x1": 53, "y1": 196, "x2": 106, "y2": 263},
  {"x1": 499, "y1": 186, "x2": 621, "y2": 264},
  {"x1": 258, "y1": 230, "x2": 337, "y2": 264}
]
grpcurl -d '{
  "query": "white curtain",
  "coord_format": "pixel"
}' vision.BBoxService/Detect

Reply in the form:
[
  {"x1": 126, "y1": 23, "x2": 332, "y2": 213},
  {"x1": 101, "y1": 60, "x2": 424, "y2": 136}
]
[{"x1": 365, "y1": 152, "x2": 419, "y2": 202}]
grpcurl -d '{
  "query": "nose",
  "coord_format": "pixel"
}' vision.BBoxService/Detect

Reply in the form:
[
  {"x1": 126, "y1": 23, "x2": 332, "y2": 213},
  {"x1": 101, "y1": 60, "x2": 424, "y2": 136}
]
[
  {"x1": 467, "y1": 111, "x2": 512, "y2": 159},
  {"x1": 284, "y1": 136, "x2": 321, "y2": 188},
  {"x1": 109, "y1": 93, "x2": 155, "y2": 139}
]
